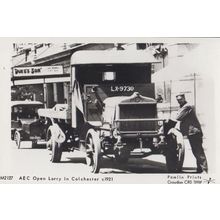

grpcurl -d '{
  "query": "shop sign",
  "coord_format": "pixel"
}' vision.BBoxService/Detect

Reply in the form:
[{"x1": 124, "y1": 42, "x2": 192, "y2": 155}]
[{"x1": 13, "y1": 66, "x2": 63, "y2": 77}]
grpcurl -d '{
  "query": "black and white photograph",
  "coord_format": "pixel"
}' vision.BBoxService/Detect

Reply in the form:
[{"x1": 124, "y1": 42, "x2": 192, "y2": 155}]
[{"x1": 0, "y1": 39, "x2": 219, "y2": 183}]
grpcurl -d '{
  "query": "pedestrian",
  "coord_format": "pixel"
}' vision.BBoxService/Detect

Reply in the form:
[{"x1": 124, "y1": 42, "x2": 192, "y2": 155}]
[
  {"x1": 156, "y1": 94, "x2": 163, "y2": 103},
  {"x1": 176, "y1": 93, "x2": 208, "y2": 173}
]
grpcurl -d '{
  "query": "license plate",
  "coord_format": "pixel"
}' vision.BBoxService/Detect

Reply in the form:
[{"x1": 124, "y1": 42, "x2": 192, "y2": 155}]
[{"x1": 29, "y1": 136, "x2": 41, "y2": 140}]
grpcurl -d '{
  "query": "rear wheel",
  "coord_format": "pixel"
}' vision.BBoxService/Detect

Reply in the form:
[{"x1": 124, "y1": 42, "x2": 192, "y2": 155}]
[
  {"x1": 50, "y1": 139, "x2": 62, "y2": 163},
  {"x1": 14, "y1": 130, "x2": 21, "y2": 149},
  {"x1": 85, "y1": 131, "x2": 101, "y2": 173},
  {"x1": 166, "y1": 135, "x2": 185, "y2": 173},
  {"x1": 46, "y1": 129, "x2": 62, "y2": 162}
]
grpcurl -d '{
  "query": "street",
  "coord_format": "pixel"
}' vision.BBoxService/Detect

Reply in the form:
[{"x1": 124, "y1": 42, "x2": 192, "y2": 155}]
[
  {"x1": 7, "y1": 42, "x2": 215, "y2": 180},
  {"x1": 7, "y1": 139, "x2": 204, "y2": 175}
]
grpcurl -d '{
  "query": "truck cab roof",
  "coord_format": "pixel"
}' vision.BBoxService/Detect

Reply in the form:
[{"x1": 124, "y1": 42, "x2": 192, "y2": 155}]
[
  {"x1": 11, "y1": 100, "x2": 43, "y2": 107},
  {"x1": 71, "y1": 50, "x2": 159, "y2": 65}
]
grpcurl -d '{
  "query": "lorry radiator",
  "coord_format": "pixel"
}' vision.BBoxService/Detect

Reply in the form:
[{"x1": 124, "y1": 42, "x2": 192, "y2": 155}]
[
  {"x1": 118, "y1": 104, "x2": 158, "y2": 132},
  {"x1": 29, "y1": 121, "x2": 44, "y2": 137}
]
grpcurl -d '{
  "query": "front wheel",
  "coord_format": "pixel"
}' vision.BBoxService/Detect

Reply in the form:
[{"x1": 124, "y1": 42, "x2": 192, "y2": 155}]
[
  {"x1": 11, "y1": 130, "x2": 15, "y2": 140},
  {"x1": 166, "y1": 134, "x2": 185, "y2": 173},
  {"x1": 14, "y1": 130, "x2": 21, "y2": 149},
  {"x1": 85, "y1": 131, "x2": 101, "y2": 173}
]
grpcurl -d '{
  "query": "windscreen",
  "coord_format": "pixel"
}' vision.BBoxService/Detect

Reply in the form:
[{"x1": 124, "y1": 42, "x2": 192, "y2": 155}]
[
  {"x1": 75, "y1": 64, "x2": 151, "y2": 85},
  {"x1": 12, "y1": 104, "x2": 43, "y2": 120}
]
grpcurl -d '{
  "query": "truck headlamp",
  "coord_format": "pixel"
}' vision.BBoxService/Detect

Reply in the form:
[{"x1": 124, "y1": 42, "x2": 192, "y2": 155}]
[{"x1": 158, "y1": 121, "x2": 163, "y2": 126}]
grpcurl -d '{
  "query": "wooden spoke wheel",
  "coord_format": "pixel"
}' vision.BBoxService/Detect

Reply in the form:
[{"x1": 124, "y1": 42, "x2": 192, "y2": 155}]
[
  {"x1": 50, "y1": 139, "x2": 62, "y2": 163},
  {"x1": 46, "y1": 129, "x2": 52, "y2": 150},
  {"x1": 166, "y1": 134, "x2": 185, "y2": 173},
  {"x1": 85, "y1": 132, "x2": 101, "y2": 173},
  {"x1": 46, "y1": 129, "x2": 62, "y2": 163}
]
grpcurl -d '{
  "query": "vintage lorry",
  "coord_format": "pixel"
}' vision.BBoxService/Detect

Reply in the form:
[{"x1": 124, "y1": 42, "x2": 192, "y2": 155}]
[{"x1": 38, "y1": 50, "x2": 185, "y2": 173}]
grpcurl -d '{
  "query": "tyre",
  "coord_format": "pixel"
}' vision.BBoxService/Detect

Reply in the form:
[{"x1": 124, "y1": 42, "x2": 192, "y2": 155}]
[
  {"x1": 50, "y1": 139, "x2": 62, "y2": 163},
  {"x1": 46, "y1": 127, "x2": 63, "y2": 162},
  {"x1": 166, "y1": 134, "x2": 185, "y2": 173},
  {"x1": 14, "y1": 130, "x2": 21, "y2": 149},
  {"x1": 46, "y1": 129, "x2": 52, "y2": 150},
  {"x1": 176, "y1": 142, "x2": 185, "y2": 172},
  {"x1": 85, "y1": 131, "x2": 101, "y2": 173},
  {"x1": 11, "y1": 130, "x2": 15, "y2": 140}
]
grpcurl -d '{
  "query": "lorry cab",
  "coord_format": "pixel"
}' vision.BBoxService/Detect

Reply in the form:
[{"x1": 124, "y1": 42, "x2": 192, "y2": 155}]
[{"x1": 70, "y1": 50, "x2": 158, "y2": 130}]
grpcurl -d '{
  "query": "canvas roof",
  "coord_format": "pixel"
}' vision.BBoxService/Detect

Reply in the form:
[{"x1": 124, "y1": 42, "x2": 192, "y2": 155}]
[{"x1": 11, "y1": 100, "x2": 43, "y2": 106}]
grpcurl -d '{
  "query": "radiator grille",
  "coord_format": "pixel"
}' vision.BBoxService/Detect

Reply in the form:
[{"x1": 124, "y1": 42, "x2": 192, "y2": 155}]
[{"x1": 118, "y1": 104, "x2": 158, "y2": 132}]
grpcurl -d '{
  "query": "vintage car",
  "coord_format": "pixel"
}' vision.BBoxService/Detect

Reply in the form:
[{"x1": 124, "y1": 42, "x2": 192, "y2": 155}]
[
  {"x1": 38, "y1": 50, "x2": 185, "y2": 173},
  {"x1": 11, "y1": 100, "x2": 45, "y2": 148}
]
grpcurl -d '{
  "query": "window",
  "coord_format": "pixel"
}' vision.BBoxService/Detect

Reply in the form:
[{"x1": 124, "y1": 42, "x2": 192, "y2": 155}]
[{"x1": 102, "y1": 71, "x2": 116, "y2": 81}]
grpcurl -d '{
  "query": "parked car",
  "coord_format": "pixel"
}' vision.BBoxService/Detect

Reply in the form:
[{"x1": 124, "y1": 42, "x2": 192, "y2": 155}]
[{"x1": 11, "y1": 100, "x2": 45, "y2": 148}]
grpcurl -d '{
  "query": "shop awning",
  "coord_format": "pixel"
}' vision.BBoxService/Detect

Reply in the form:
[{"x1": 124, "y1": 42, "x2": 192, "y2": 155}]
[{"x1": 13, "y1": 76, "x2": 70, "y2": 86}]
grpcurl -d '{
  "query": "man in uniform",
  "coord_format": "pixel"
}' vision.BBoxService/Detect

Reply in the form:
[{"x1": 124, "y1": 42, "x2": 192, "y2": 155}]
[{"x1": 176, "y1": 93, "x2": 208, "y2": 173}]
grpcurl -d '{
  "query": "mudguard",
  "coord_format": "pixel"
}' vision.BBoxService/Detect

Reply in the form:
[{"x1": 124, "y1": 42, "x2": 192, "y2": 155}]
[
  {"x1": 48, "y1": 124, "x2": 66, "y2": 144},
  {"x1": 167, "y1": 128, "x2": 184, "y2": 147},
  {"x1": 86, "y1": 129, "x2": 100, "y2": 144}
]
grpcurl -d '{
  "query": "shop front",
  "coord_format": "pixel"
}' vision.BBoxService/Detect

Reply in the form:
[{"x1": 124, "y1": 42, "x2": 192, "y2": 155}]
[{"x1": 11, "y1": 66, "x2": 70, "y2": 108}]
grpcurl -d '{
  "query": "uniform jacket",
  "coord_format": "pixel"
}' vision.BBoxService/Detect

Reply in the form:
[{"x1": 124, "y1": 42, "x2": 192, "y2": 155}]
[{"x1": 176, "y1": 102, "x2": 203, "y2": 136}]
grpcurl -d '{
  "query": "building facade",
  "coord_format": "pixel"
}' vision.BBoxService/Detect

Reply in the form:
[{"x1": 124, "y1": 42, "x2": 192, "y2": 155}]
[
  {"x1": 11, "y1": 43, "x2": 115, "y2": 107},
  {"x1": 12, "y1": 42, "x2": 196, "y2": 108}
]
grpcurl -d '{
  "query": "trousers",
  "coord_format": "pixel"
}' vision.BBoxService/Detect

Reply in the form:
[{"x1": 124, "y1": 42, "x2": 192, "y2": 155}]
[{"x1": 188, "y1": 134, "x2": 208, "y2": 173}]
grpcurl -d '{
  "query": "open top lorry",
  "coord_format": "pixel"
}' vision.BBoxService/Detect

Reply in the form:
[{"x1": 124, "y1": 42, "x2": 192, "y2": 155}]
[{"x1": 38, "y1": 50, "x2": 185, "y2": 173}]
